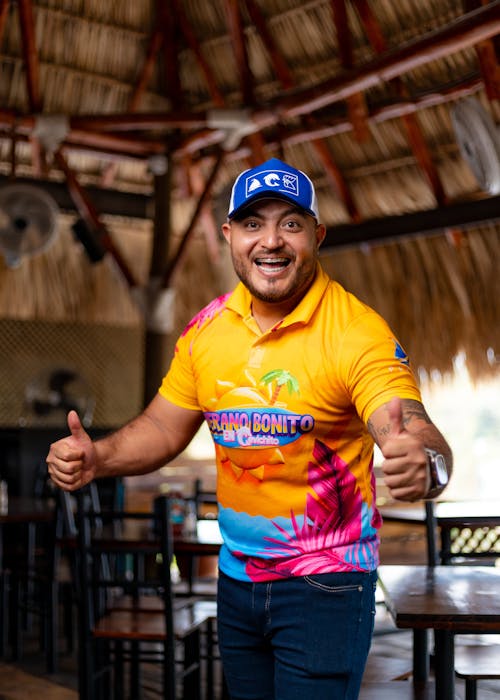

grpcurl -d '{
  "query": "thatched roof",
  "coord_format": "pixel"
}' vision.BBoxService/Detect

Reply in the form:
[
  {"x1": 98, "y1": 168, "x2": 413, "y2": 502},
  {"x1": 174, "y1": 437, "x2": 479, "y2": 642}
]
[{"x1": 0, "y1": 0, "x2": 499, "y2": 384}]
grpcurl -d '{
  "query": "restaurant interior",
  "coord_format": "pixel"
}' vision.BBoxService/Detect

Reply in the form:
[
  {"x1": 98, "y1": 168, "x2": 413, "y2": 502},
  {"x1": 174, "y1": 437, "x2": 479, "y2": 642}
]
[{"x1": 0, "y1": 0, "x2": 499, "y2": 698}]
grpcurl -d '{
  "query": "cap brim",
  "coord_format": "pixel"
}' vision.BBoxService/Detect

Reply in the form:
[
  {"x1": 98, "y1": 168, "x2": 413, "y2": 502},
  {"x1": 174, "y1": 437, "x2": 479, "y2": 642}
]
[{"x1": 229, "y1": 192, "x2": 317, "y2": 220}]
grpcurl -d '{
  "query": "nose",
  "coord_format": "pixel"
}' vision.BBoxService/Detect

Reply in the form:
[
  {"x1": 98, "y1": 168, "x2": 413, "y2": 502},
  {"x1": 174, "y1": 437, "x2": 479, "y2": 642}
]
[{"x1": 260, "y1": 224, "x2": 284, "y2": 249}]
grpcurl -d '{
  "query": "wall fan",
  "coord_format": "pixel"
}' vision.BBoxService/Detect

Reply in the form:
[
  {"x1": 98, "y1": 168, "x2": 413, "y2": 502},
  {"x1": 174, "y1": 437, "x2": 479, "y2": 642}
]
[
  {"x1": 450, "y1": 97, "x2": 500, "y2": 195},
  {"x1": 22, "y1": 366, "x2": 95, "y2": 428},
  {"x1": 0, "y1": 183, "x2": 59, "y2": 267}
]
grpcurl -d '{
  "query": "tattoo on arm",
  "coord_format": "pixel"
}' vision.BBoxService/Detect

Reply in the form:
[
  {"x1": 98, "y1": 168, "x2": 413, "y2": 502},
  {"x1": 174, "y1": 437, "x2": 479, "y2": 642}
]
[
  {"x1": 400, "y1": 399, "x2": 432, "y2": 427},
  {"x1": 367, "y1": 399, "x2": 432, "y2": 443}
]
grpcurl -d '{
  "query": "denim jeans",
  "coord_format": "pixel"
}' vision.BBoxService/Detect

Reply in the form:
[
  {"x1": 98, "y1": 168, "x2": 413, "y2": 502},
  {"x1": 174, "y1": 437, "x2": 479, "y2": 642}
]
[{"x1": 217, "y1": 569, "x2": 378, "y2": 700}]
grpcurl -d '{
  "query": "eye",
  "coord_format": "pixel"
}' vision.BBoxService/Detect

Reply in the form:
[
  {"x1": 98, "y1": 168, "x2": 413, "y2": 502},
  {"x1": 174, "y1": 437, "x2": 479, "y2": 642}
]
[
  {"x1": 244, "y1": 219, "x2": 260, "y2": 230},
  {"x1": 282, "y1": 218, "x2": 302, "y2": 231}
]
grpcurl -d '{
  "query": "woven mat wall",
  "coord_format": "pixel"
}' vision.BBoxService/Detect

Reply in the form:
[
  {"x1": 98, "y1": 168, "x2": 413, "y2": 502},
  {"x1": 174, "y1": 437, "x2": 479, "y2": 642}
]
[{"x1": 0, "y1": 319, "x2": 144, "y2": 428}]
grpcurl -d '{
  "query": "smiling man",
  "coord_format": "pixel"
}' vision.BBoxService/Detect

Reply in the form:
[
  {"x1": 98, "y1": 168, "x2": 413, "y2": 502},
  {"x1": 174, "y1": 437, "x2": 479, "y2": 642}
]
[{"x1": 47, "y1": 158, "x2": 452, "y2": 700}]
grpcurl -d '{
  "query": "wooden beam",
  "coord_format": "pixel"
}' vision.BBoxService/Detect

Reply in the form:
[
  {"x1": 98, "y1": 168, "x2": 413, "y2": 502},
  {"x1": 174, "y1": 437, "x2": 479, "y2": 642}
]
[
  {"x1": 280, "y1": 3, "x2": 500, "y2": 117},
  {"x1": 241, "y1": 0, "x2": 360, "y2": 215},
  {"x1": 54, "y1": 151, "x2": 139, "y2": 287},
  {"x1": 161, "y1": 151, "x2": 224, "y2": 288},
  {"x1": 0, "y1": 0, "x2": 10, "y2": 45},
  {"x1": 322, "y1": 195, "x2": 500, "y2": 250},
  {"x1": 17, "y1": 0, "x2": 47, "y2": 175},
  {"x1": 171, "y1": 0, "x2": 225, "y2": 106},
  {"x1": 354, "y1": 0, "x2": 447, "y2": 205},
  {"x1": 101, "y1": 25, "x2": 164, "y2": 186},
  {"x1": 243, "y1": 0, "x2": 294, "y2": 89},
  {"x1": 159, "y1": 0, "x2": 183, "y2": 105},
  {"x1": 464, "y1": 0, "x2": 500, "y2": 99},
  {"x1": 223, "y1": 0, "x2": 254, "y2": 105},
  {"x1": 31, "y1": 4, "x2": 496, "y2": 160},
  {"x1": 17, "y1": 0, "x2": 41, "y2": 111},
  {"x1": 331, "y1": 0, "x2": 370, "y2": 142},
  {"x1": 0, "y1": 173, "x2": 151, "y2": 218}
]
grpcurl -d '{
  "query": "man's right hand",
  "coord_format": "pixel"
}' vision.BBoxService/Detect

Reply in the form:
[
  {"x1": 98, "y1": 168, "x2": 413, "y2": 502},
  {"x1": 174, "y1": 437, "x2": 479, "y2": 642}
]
[{"x1": 46, "y1": 410, "x2": 97, "y2": 491}]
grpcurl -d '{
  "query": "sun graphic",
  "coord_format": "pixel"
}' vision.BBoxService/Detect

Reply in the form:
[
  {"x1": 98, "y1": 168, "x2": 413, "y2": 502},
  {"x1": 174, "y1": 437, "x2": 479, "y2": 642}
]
[{"x1": 206, "y1": 370, "x2": 299, "y2": 481}]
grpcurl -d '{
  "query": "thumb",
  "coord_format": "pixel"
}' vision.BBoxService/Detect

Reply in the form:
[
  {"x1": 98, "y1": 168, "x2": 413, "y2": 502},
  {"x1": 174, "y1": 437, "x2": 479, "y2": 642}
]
[
  {"x1": 388, "y1": 396, "x2": 405, "y2": 437},
  {"x1": 67, "y1": 410, "x2": 87, "y2": 441}
]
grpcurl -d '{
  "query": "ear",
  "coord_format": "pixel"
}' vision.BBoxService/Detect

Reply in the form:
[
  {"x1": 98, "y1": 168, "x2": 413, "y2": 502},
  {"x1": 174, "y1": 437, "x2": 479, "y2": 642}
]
[
  {"x1": 221, "y1": 221, "x2": 232, "y2": 245},
  {"x1": 315, "y1": 223, "x2": 326, "y2": 248}
]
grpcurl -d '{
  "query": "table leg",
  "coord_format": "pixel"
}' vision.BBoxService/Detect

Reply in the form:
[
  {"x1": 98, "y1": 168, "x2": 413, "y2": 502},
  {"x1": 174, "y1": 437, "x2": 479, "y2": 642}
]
[
  {"x1": 413, "y1": 628, "x2": 429, "y2": 681},
  {"x1": 433, "y1": 629, "x2": 455, "y2": 700}
]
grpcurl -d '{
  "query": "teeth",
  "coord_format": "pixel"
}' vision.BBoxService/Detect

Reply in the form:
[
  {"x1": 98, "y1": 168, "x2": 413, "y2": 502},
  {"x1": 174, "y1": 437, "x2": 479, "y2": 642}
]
[{"x1": 256, "y1": 258, "x2": 288, "y2": 265}]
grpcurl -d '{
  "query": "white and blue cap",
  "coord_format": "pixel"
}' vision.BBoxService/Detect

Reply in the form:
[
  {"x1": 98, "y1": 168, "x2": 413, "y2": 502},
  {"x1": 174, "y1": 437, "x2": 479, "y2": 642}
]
[{"x1": 227, "y1": 157, "x2": 319, "y2": 220}]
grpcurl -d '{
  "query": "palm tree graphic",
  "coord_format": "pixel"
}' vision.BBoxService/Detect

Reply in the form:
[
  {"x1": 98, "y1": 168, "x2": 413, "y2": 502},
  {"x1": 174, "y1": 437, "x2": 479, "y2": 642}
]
[{"x1": 260, "y1": 369, "x2": 299, "y2": 404}]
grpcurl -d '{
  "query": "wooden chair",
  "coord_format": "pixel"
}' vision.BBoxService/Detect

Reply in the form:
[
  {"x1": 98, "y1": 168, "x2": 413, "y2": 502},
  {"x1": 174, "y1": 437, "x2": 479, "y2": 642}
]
[
  {"x1": 5, "y1": 462, "x2": 72, "y2": 672},
  {"x1": 74, "y1": 490, "x2": 212, "y2": 700},
  {"x1": 180, "y1": 479, "x2": 218, "y2": 598},
  {"x1": 429, "y1": 502, "x2": 500, "y2": 699},
  {"x1": 193, "y1": 478, "x2": 218, "y2": 520}
]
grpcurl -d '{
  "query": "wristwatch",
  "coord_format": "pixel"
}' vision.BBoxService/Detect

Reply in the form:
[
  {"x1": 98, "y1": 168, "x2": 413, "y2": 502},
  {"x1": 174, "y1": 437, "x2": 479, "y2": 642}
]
[{"x1": 424, "y1": 448, "x2": 449, "y2": 499}]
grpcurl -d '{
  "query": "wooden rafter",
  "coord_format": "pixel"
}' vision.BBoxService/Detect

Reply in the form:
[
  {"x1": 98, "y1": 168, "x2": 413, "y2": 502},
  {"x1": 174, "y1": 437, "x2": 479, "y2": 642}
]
[
  {"x1": 465, "y1": 0, "x2": 500, "y2": 99},
  {"x1": 162, "y1": 150, "x2": 224, "y2": 288},
  {"x1": 0, "y1": 0, "x2": 9, "y2": 44},
  {"x1": 158, "y1": 0, "x2": 183, "y2": 106},
  {"x1": 331, "y1": 0, "x2": 370, "y2": 142},
  {"x1": 17, "y1": 0, "x2": 41, "y2": 111},
  {"x1": 101, "y1": 25, "x2": 164, "y2": 186},
  {"x1": 16, "y1": 4, "x2": 494, "y2": 142},
  {"x1": 243, "y1": 0, "x2": 293, "y2": 90},
  {"x1": 322, "y1": 194, "x2": 500, "y2": 250},
  {"x1": 222, "y1": 0, "x2": 267, "y2": 163},
  {"x1": 171, "y1": 0, "x2": 225, "y2": 107},
  {"x1": 280, "y1": 3, "x2": 500, "y2": 117},
  {"x1": 354, "y1": 0, "x2": 447, "y2": 205},
  {"x1": 16, "y1": 0, "x2": 46, "y2": 175},
  {"x1": 0, "y1": 76, "x2": 483, "y2": 162},
  {"x1": 223, "y1": 0, "x2": 254, "y2": 105},
  {"x1": 54, "y1": 150, "x2": 138, "y2": 288},
  {"x1": 243, "y1": 0, "x2": 360, "y2": 218}
]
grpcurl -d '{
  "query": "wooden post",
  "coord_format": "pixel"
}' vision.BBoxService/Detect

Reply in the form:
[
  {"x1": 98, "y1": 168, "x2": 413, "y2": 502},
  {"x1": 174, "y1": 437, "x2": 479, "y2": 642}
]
[{"x1": 143, "y1": 158, "x2": 174, "y2": 406}]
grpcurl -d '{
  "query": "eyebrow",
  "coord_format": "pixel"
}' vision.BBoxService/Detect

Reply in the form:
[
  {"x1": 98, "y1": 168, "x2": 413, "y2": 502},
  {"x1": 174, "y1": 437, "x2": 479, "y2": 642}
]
[{"x1": 235, "y1": 204, "x2": 306, "y2": 220}]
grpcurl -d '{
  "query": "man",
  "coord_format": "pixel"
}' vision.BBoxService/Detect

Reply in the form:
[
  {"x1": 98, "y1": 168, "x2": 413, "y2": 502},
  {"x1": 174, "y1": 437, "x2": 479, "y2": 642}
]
[{"x1": 47, "y1": 158, "x2": 452, "y2": 700}]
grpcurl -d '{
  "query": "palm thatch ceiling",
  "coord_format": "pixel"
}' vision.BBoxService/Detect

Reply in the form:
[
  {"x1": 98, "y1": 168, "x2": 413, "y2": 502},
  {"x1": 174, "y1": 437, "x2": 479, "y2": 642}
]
[{"x1": 0, "y1": 0, "x2": 499, "y2": 383}]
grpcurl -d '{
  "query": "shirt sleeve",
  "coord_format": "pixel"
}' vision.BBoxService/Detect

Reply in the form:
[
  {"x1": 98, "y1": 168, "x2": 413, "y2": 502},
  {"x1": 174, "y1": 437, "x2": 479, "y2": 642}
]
[
  {"x1": 338, "y1": 310, "x2": 422, "y2": 424},
  {"x1": 158, "y1": 328, "x2": 201, "y2": 411}
]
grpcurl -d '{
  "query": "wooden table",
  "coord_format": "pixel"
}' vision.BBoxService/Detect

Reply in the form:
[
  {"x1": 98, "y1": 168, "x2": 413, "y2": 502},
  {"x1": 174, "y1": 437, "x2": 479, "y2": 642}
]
[{"x1": 378, "y1": 564, "x2": 500, "y2": 700}]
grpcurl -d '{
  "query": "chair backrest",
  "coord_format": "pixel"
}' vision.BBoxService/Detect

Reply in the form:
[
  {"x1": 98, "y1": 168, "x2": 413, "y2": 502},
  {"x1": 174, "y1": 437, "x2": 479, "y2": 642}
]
[
  {"x1": 193, "y1": 478, "x2": 218, "y2": 519},
  {"x1": 424, "y1": 501, "x2": 500, "y2": 566},
  {"x1": 74, "y1": 491, "x2": 177, "y2": 700},
  {"x1": 438, "y1": 520, "x2": 500, "y2": 566},
  {"x1": 75, "y1": 490, "x2": 174, "y2": 619}
]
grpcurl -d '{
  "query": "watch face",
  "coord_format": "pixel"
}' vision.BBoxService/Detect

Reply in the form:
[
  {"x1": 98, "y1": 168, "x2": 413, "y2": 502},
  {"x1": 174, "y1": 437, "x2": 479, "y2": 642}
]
[{"x1": 435, "y1": 454, "x2": 448, "y2": 485}]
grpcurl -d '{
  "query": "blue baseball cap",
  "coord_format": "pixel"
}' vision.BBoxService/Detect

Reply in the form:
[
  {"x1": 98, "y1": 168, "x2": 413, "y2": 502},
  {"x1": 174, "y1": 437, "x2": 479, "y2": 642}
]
[{"x1": 227, "y1": 158, "x2": 319, "y2": 220}]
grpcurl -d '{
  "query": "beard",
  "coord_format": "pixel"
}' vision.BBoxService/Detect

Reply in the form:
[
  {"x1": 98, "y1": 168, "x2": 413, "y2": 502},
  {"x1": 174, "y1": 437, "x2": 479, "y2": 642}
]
[{"x1": 230, "y1": 251, "x2": 318, "y2": 306}]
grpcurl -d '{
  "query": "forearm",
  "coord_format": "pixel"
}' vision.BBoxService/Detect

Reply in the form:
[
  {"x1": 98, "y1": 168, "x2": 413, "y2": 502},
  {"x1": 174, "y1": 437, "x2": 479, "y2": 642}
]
[
  {"x1": 368, "y1": 397, "x2": 453, "y2": 502},
  {"x1": 47, "y1": 394, "x2": 204, "y2": 491},
  {"x1": 92, "y1": 411, "x2": 176, "y2": 479}
]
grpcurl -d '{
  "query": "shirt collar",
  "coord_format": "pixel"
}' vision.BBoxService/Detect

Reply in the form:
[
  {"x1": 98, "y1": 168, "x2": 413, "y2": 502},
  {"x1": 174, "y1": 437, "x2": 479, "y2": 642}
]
[{"x1": 226, "y1": 263, "x2": 330, "y2": 328}]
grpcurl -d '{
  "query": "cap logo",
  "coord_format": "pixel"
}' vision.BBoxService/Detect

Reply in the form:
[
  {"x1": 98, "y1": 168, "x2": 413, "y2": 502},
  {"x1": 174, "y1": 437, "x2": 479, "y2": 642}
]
[{"x1": 245, "y1": 170, "x2": 299, "y2": 198}]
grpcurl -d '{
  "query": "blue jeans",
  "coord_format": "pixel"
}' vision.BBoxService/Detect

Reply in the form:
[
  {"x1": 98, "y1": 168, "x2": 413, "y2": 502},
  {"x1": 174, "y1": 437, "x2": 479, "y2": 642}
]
[{"x1": 217, "y1": 569, "x2": 377, "y2": 700}]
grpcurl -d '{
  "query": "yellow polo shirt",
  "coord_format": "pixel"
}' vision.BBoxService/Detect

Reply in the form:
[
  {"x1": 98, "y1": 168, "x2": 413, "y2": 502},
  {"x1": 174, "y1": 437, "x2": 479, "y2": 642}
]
[{"x1": 160, "y1": 265, "x2": 421, "y2": 581}]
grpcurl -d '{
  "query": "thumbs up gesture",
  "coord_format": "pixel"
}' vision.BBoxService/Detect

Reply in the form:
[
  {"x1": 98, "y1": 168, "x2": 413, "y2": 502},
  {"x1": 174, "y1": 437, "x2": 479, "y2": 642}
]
[
  {"x1": 46, "y1": 410, "x2": 97, "y2": 491},
  {"x1": 379, "y1": 397, "x2": 430, "y2": 501}
]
